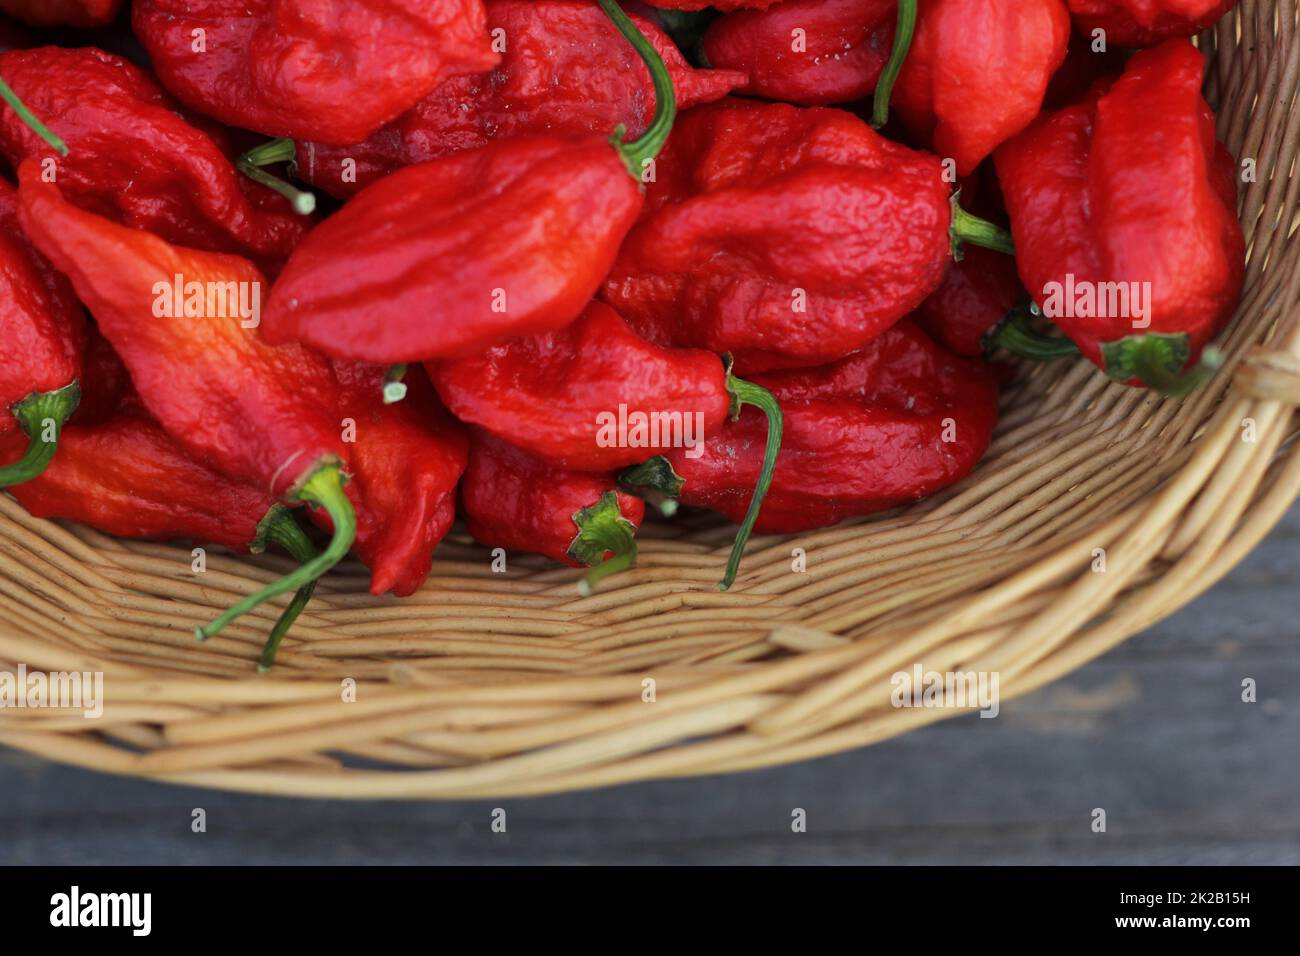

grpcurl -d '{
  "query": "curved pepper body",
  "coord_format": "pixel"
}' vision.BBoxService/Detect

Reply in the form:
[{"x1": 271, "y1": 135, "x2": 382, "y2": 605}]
[
  {"x1": 0, "y1": 0, "x2": 122, "y2": 27},
  {"x1": 16, "y1": 163, "x2": 348, "y2": 498},
  {"x1": 264, "y1": 135, "x2": 643, "y2": 363},
  {"x1": 462, "y1": 430, "x2": 645, "y2": 567},
  {"x1": 602, "y1": 100, "x2": 951, "y2": 373},
  {"x1": 701, "y1": 0, "x2": 895, "y2": 106},
  {"x1": 132, "y1": 0, "x2": 498, "y2": 145},
  {"x1": 319, "y1": 362, "x2": 468, "y2": 597},
  {"x1": 659, "y1": 321, "x2": 998, "y2": 532},
  {"x1": 994, "y1": 40, "x2": 1244, "y2": 375},
  {"x1": 893, "y1": 0, "x2": 1071, "y2": 176},
  {"x1": 0, "y1": 413, "x2": 274, "y2": 550},
  {"x1": 431, "y1": 300, "x2": 730, "y2": 472},
  {"x1": 1066, "y1": 0, "x2": 1236, "y2": 47},
  {"x1": 0, "y1": 47, "x2": 307, "y2": 263},
  {"x1": 298, "y1": 0, "x2": 744, "y2": 199},
  {"x1": 71, "y1": 325, "x2": 136, "y2": 427},
  {"x1": 916, "y1": 245, "x2": 1023, "y2": 358},
  {"x1": 0, "y1": 179, "x2": 85, "y2": 434}
]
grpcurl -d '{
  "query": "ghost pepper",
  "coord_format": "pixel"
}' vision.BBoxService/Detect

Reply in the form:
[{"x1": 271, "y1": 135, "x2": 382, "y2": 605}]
[
  {"x1": 623, "y1": 321, "x2": 998, "y2": 536},
  {"x1": 322, "y1": 362, "x2": 468, "y2": 597},
  {"x1": 602, "y1": 98, "x2": 1013, "y2": 373},
  {"x1": 462, "y1": 430, "x2": 646, "y2": 594},
  {"x1": 132, "y1": 0, "x2": 499, "y2": 146},
  {"x1": 261, "y1": 0, "x2": 677, "y2": 363},
  {"x1": 296, "y1": 0, "x2": 744, "y2": 199},
  {"x1": 994, "y1": 40, "x2": 1245, "y2": 392},
  {"x1": 1067, "y1": 0, "x2": 1236, "y2": 47},
  {"x1": 700, "y1": 0, "x2": 896, "y2": 106},
  {"x1": 892, "y1": 0, "x2": 1071, "y2": 176},
  {"x1": 0, "y1": 178, "x2": 84, "y2": 488},
  {"x1": 15, "y1": 161, "x2": 357, "y2": 640},
  {"x1": 0, "y1": 412, "x2": 319, "y2": 669},
  {"x1": 0, "y1": 47, "x2": 308, "y2": 263}
]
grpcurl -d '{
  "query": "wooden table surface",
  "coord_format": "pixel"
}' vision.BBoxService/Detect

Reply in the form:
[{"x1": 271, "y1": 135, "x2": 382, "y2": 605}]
[{"x1": 2, "y1": 505, "x2": 1296, "y2": 866}]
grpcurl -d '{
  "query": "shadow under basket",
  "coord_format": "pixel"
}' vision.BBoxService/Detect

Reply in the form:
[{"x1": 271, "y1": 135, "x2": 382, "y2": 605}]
[{"x1": 2, "y1": 3, "x2": 1300, "y2": 799}]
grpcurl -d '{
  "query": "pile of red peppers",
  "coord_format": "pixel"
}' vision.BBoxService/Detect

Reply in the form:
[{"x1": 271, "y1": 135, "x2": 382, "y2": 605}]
[{"x1": 0, "y1": 0, "x2": 1246, "y2": 668}]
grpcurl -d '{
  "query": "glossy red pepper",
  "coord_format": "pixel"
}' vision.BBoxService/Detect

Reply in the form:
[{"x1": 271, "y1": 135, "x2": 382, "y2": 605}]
[
  {"x1": 623, "y1": 320, "x2": 998, "y2": 537},
  {"x1": 602, "y1": 98, "x2": 1011, "y2": 373},
  {"x1": 15, "y1": 161, "x2": 357, "y2": 640},
  {"x1": 462, "y1": 430, "x2": 646, "y2": 593},
  {"x1": 0, "y1": 411, "x2": 319, "y2": 669},
  {"x1": 296, "y1": 0, "x2": 744, "y2": 199},
  {"x1": 916, "y1": 245, "x2": 1025, "y2": 359},
  {"x1": 892, "y1": 0, "x2": 1071, "y2": 176},
  {"x1": 700, "y1": 0, "x2": 896, "y2": 106},
  {"x1": 0, "y1": 178, "x2": 84, "y2": 488},
  {"x1": 994, "y1": 40, "x2": 1245, "y2": 392},
  {"x1": 131, "y1": 0, "x2": 498, "y2": 146},
  {"x1": 261, "y1": 0, "x2": 675, "y2": 363},
  {"x1": 319, "y1": 362, "x2": 468, "y2": 597},
  {"x1": 0, "y1": 0, "x2": 122, "y2": 27},
  {"x1": 0, "y1": 47, "x2": 308, "y2": 263},
  {"x1": 1066, "y1": 0, "x2": 1236, "y2": 47}
]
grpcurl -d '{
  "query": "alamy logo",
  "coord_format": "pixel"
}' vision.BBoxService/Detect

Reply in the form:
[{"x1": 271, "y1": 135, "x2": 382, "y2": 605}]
[
  {"x1": 50, "y1": 886, "x2": 151, "y2": 936},
  {"x1": 152, "y1": 273, "x2": 261, "y2": 328},
  {"x1": 1040, "y1": 273, "x2": 1153, "y2": 329},
  {"x1": 0, "y1": 664, "x2": 102, "y2": 718},
  {"x1": 595, "y1": 405, "x2": 705, "y2": 459},
  {"x1": 891, "y1": 664, "x2": 1000, "y2": 718}
]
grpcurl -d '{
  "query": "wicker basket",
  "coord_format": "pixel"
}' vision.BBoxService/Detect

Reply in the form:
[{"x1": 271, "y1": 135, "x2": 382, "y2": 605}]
[{"x1": 0, "y1": 2, "x2": 1297, "y2": 799}]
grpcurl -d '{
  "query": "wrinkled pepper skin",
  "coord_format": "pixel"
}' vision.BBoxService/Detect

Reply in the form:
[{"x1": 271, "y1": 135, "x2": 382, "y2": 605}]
[
  {"x1": 71, "y1": 324, "x2": 137, "y2": 427},
  {"x1": 462, "y1": 430, "x2": 645, "y2": 567},
  {"x1": 656, "y1": 321, "x2": 998, "y2": 533},
  {"x1": 0, "y1": 178, "x2": 84, "y2": 435},
  {"x1": 1067, "y1": 0, "x2": 1236, "y2": 47},
  {"x1": 701, "y1": 0, "x2": 895, "y2": 106},
  {"x1": 916, "y1": 245, "x2": 1024, "y2": 358},
  {"x1": 0, "y1": 47, "x2": 307, "y2": 263},
  {"x1": 16, "y1": 163, "x2": 348, "y2": 499},
  {"x1": 298, "y1": 0, "x2": 743, "y2": 199},
  {"x1": 263, "y1": 135, "x2": 644, "y2": 362},
  {"x1": 132, "y1": 0, "x2": 498, "y2": 146},
  {"x1": 602, "y1": 100, "x2": 951, "y2": 373},
  {"x1": 893, "y1": 0, "x2": 1071, "y2": 176},
  {"x1": 653, "y1": 0, "x2": 777, "y2": 9},
  {"x1": 0, "y1": 413, "x2": 276, "y2": 551},
  {"x1": 0, "y1": 0, "x2": 122, "y2": 27},
  {"x1": 431, "y1": 300, "x2": 730, "y2": 472},
  {"x1": 319, "y1": 362, "x2": 468, "y2": 597},
  {"x1": 994, "y1": 40, "x2": 1244, "y2": 378}
]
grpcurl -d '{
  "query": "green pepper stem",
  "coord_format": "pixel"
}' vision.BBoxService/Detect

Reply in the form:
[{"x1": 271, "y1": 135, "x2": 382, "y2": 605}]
[
  {"x1": 197, "y1": 462, "x2": 354, "y2": 641},
  {"x1": 0, "y1": 76, "x2": 68, "y2": 156},
  {"x1": 871, "y1": 0, "x2": 917, "y2": 129},
  {"x1": 568, "y1": 491, "x2": 640, "y2": 595},
  {"x1": 237, "y1": 138, "x2": 316, "y2": 215},
  {"x1": 720, "y1": 373, "x2": 784, "y2": 591},
  {"x1": 984, "y1": 306, "x2": 1079, "y2": 361},
  {"x1": 382, "y1": 364, "x2": 409, "y2": 404},
  {"x1": 1134, "y1": 344, "x2": 1224, "y2": 399},
  {"x1": 598, "y1": 0, "x2": 677, "y2": 177},
  {"x1": 0, "y1": 382, "x2": 80, "y2": 488},
  {"x1": 250, "y1": 505, "x2": 319, "y2": 672},
  {"x1": 950, "y1": 195, "x2": 1015, "y2": 258},
  {"x1": 578, "y1": 540, "x2": 638, "y2": 597}
]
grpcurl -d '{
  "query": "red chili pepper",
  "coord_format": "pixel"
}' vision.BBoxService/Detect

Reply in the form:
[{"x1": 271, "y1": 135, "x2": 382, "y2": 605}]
[
  {"x1": 0, "y1": 178, "x2": 84, "y2": 488},
  {"x1": 0, "y1": 47, "x2": 309, "y2": 263},
  {"x1": 916, "y1": 245, "x2": 1026, "y2": 359},
  {"x1": 892, "y1": 0, "x2": 1071, "y2": 176},
  {"x1": 295, "y1": 0, "x2": 744, "y2": 199},
  {"x1": 131, "y1": 0, "x2": 499, "y2": 146},
  {"x1": 462, "y1": 430, "x2": 646, "y2": 594},
  {"x1": 14, "y1": 161, "x2": 358, "y2": 640},
  {"x1": 0, "y1": 0, "x2": 122, "y2": 27},
  {"x1": 260, "y1": 0, "x2": 676, "y2": 363},
  {"x1": 700, "y1": 0, "x2": 896, "y2": 106},
  {"x1": 1043, "y1": 35, "x2": 1126, "y2": 110},
  {"x1": 71, "y1": 324, "x2": 137, "y2": 427},
  {"x1": 319, "y1": 362, "x2": 468, "y2": 597},
  {"x1": 994, "y1": 39, "x2": 1245, "y2": 393},
  {"x1": 602, "y1": 98, "x2": 1012, "y2": 373},
  {"x1": 1066, "y1": 0, "x2": 1236, "y2": 47},
  {"x1": 0, "y1": 411, "x2": 319, "y2": 669},
  {"x1": 623, "y1": 320, "x2": 998, "y2": 537}
]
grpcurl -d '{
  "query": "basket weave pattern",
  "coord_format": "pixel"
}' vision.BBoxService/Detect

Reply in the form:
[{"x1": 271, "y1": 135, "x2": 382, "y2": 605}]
[{"x1": 0, "y1": 1, "x2": 1298, "y2": 798}]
